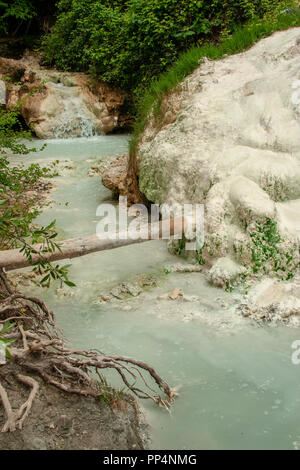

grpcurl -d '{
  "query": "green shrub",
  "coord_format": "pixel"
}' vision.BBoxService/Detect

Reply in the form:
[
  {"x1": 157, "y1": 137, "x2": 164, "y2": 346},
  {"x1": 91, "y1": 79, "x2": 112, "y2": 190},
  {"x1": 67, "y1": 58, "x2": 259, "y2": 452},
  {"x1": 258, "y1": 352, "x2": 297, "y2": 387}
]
[
  {"x1": 0, "y1": 0, "x2": 57, "y2": 36},
  {"x1": 0, "y1": 101, "x2": 74, "y2": 288},
  {"x1": 42, "y1": 0, "x2": 294, "y2": 93}
]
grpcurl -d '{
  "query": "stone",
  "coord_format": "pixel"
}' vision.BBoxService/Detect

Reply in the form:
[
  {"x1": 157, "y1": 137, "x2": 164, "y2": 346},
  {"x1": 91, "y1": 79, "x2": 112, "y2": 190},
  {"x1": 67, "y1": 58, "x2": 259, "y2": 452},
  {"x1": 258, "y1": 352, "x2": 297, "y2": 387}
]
[
  {"x1": 102, "y1": 154, "x2": 129, "y2": 195},
  {"x1": 168, "y1": 288, "x2": 183, "y2": 300},
  {"x1": 100, "y1": 294, "x2": 111, "y2": 302},
  {"x1": 31, "y1": 438, "x2": 47, "y2": 450},
  {"x1": 238, "y1": 275, "x2": 300, "y2": 323},
  {"x1": 209, "y1": 257, "x2": 247, "y2": 289},
  {"x1": 229, "y1": 176, "x2": 276, "y2": 222},
  {"x1": 88, "y1": 166, "x2": 102, "y2": 177}
]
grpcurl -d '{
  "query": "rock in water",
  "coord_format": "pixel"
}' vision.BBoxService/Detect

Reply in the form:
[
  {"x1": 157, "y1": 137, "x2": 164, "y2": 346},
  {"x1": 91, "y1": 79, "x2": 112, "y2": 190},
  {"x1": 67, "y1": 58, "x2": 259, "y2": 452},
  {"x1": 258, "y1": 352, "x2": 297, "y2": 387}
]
[
  {"x1": 102, "y1": 154, "x2": 129, "y2": 195},
  {"x1": 133, "y1": 28, "x2": 300, "y2": 283}
]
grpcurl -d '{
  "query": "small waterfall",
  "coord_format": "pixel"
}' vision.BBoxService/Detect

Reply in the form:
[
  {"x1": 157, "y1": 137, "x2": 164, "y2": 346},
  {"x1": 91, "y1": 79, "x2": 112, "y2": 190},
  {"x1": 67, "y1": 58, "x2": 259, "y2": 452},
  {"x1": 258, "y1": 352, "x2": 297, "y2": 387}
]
[
  {"x1": 50, "y1": 83, "x2": 98, "y2": 139},
  {"x1": 0, "y1": 80, "x2": 5, "y2": 105}
]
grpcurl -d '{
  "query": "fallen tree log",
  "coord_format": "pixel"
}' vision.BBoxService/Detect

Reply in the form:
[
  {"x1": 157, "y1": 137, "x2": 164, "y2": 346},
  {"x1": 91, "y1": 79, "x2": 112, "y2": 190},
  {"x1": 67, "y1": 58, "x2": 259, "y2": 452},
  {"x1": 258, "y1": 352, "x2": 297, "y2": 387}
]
[{"x1": 0, "y1": 217, "x2": 186, "y2": 271}]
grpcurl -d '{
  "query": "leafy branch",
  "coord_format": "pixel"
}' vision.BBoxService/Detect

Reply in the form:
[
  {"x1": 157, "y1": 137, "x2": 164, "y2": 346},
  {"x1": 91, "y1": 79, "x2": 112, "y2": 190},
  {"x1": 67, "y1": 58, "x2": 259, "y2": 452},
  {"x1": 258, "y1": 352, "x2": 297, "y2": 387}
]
[{"x1": 0, "y1": 85, "x2": 74, "y2": 288}]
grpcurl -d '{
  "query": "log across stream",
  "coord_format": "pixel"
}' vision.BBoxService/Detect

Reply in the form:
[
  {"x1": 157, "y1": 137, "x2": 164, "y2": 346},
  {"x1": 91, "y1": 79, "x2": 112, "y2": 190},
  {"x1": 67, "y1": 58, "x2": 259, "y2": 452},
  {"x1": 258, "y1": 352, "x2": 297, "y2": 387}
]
[
  {"x1": 11, "y1": 135, "x2": 300, "y2": 450},
  {"x1": 0, "y1": 218, "x2": 186, "y2": 271}
]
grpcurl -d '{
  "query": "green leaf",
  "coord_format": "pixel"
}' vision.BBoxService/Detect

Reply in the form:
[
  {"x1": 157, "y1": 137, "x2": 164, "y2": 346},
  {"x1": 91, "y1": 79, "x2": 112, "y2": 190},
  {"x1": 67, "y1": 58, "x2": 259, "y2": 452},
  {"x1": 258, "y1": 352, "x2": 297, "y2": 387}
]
[
  {"x1": 0, "y1": 321, "x2": 15, "y2": 334},
  {"x1": 64, "y1": 280, "x2": 76, "y2": 287}
]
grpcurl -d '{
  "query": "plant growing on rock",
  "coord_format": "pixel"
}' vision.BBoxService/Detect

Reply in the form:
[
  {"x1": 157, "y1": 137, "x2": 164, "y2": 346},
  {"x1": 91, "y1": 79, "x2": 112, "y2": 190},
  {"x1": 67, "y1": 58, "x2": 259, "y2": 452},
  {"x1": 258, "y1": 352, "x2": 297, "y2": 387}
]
[{"x1": 248, "y1": 218, "x2": 299, "y2": 280}]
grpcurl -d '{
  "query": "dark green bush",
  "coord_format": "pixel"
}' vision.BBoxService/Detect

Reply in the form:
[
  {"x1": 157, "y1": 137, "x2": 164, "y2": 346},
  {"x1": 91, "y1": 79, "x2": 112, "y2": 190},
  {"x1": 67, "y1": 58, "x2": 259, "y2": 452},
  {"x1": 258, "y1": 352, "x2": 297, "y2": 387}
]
[
  {"x1": 0, "y1": 0, "x2": 57, "y2": 36},
  {"x1": 42, "y1": 0, "x2": 294, "y2": 93}
]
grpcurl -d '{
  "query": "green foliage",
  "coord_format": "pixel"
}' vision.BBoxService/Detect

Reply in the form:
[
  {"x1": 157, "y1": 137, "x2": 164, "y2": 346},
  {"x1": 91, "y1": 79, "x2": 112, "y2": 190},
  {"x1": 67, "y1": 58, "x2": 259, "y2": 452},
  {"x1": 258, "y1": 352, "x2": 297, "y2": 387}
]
[
  {"x1": 0, "y1": 79, "x2": 45, "y2": 155},
  {"x1": 173, "y1": 238, "x2": 185, "y2": 256},
  {"x1": 248, "y1": 218, "x2": 298, "y2": 280},
  {"x1": 42, "y1": 0, "x2": 294, "y2": 94},
  {"x1": 195, "y1": 246, "x2": 206, "y2": 265},
  {"x1": 0, "y1": 0, "x2": 36, "y2": 34},
  {"x1": 225, "y1": 280, "x2": 234, "y2": 293},
  {"x1": 250, "y1": 219, "x2": 281, "y2": 274},
  {"x1": 0, "y1": 106, "x2": 34, "y2": 155},
  {"x1": 0, "y1": 101, "x2": 74, "y2": 288},
  {"x1": 0, "y1": 0, "x2": 57, "y2": 36},
  {"x1": 96, "y1": 375, "x2": 126, "y2": 408},
  {"x1": 0, "y1": 321, "x2": 16, "y2": 359},
  {"x1": 130, "y1": 8, "x2": 300, "y2": 154}
]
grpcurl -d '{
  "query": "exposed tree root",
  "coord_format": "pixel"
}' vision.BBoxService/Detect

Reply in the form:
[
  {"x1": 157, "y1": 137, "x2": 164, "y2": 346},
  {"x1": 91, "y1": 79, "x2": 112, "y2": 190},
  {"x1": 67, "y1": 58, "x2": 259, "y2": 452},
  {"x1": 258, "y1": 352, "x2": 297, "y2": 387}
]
[
  {"x1": 0, "y1": 380, "x2": 15, "y2": 432},
  {"x1": 0, "y1": 374, "x2": 39, "y2": 432},
  {"x1": 0, "y1": 268, "x2": 175, "y2": 432}
]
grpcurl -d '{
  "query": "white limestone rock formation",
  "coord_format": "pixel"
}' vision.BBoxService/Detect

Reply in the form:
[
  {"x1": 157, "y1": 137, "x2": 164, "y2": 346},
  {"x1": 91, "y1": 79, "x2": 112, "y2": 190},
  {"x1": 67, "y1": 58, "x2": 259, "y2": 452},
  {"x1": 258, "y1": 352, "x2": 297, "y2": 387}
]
[{"x1": 135, "y1": 28, "x2": 300, "y2": 286}]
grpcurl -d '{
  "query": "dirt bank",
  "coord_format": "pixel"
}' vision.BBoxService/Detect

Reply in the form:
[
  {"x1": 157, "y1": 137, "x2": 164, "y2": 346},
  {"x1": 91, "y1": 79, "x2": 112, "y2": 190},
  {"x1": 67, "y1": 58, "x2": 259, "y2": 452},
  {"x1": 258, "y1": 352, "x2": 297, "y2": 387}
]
[{"x1": 0, "y1": 363, "x2": 148, "y2": 450}]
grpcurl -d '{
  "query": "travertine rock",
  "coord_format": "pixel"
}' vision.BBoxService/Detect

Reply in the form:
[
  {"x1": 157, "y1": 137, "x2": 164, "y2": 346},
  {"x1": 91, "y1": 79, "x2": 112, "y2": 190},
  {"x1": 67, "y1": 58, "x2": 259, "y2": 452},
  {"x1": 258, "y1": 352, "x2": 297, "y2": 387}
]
[{"x1": 133, "y1": 28, "x2": 300, "y2": 283}]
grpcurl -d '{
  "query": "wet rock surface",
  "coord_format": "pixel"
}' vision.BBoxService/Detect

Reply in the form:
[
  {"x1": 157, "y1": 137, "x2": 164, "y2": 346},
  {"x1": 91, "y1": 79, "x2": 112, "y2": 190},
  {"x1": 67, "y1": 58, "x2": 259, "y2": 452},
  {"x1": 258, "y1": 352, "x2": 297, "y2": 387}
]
[
  {"x1": 94, "y1": 274, "x2": 157, "y2": 304},
  {"x1": 101, "y1": 154, "x2": 129, "y2": 196},
  {"x1": 0, "y1": 53, "x2": 129, "y2": 139},
  {"x1": 238, "y1": 274, "x2": 300, "y2": 324}
]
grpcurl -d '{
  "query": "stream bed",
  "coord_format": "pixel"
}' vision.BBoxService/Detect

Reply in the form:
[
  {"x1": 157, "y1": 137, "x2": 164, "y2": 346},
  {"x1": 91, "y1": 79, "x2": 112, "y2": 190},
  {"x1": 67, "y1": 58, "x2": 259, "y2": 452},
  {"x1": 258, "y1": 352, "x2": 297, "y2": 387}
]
[{"x1": 13, "y1": 135, "x2": 300, "y2": 450}]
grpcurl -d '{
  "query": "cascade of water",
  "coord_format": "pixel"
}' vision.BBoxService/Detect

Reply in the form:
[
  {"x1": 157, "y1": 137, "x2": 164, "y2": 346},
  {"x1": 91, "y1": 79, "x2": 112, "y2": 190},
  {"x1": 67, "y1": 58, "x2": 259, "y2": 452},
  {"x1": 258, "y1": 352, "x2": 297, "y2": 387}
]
[
  {"x1": 0, "y1": 79, "x2": 5, "y2": 104},
  {"x1": 51, "y1": 84, "x2": 98, "y2": 139}
]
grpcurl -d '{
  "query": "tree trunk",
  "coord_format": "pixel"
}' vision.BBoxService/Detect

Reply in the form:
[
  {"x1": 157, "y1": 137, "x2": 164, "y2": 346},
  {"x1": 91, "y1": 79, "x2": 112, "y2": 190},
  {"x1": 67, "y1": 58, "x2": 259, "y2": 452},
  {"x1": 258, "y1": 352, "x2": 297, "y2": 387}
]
[{"x1": 0, "y1": 217, "x2": 185, "y2": 271}]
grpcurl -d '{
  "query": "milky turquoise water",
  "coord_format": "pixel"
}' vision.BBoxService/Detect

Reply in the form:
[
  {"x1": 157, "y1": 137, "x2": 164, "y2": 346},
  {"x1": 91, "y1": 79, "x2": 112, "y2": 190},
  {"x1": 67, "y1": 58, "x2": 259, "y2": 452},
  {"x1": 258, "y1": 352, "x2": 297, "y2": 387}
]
[{"x1": 15, "y1": 136, "x2": 300, "y2": 450}]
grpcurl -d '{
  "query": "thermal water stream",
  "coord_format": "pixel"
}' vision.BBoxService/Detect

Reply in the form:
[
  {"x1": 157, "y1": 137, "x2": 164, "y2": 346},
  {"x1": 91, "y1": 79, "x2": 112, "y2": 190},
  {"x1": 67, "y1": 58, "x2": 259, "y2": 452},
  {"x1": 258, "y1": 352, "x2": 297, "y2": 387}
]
[{"x1": 14, "y1": 136, "x2": 300, "y2": 450}]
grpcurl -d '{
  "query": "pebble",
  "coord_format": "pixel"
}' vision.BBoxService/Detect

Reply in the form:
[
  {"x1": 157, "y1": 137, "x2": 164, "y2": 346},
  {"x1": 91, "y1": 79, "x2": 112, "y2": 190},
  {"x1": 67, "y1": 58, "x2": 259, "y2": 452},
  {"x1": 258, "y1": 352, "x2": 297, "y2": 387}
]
[
  {"x1": 36, "y1": 424, "x2": 45, "y2": 432},
  {"x1": 31, "y1": 438, "x2": 47, "y2": 450},
  {"x1": 112, "y1": 422, "x2": 125, "y2": 433}
]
